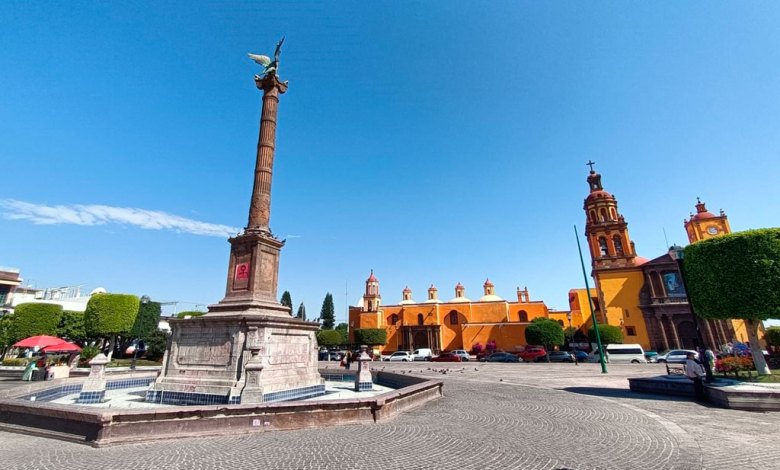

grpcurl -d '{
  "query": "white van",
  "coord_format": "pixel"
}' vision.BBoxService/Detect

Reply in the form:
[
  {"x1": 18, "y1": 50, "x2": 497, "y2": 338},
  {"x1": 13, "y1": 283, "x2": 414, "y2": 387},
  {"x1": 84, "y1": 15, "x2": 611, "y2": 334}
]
[
  {"x1": 412, "y1": 348, "x2": 433, "y2": 361},
  {"x1": 605, "y1": 343, "x2": 647, "y2": 364}
]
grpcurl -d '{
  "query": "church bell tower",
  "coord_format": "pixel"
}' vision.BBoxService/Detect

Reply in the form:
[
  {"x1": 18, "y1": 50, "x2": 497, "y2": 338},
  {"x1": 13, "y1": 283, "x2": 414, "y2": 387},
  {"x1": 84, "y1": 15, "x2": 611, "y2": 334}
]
[{"x1": 684, "y1": 198, "x2": 731, "y2": 243}]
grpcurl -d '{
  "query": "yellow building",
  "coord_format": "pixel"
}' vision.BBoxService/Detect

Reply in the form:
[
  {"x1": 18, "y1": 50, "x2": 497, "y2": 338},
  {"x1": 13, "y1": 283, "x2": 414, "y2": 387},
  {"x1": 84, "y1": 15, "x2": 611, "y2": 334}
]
[
  {"x1": 582, "y1": 165, "x2": 758, "y2": 351},
  {"x1": 349, "y1": 272, "x2": 579, "y2": 354}
]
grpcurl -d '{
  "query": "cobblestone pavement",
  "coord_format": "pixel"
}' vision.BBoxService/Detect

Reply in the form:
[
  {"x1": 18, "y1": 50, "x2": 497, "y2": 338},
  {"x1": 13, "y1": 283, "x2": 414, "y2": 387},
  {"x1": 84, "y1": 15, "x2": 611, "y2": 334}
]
[{"x1": 2, "y1": 363, "x2": 779, "y2": 469}]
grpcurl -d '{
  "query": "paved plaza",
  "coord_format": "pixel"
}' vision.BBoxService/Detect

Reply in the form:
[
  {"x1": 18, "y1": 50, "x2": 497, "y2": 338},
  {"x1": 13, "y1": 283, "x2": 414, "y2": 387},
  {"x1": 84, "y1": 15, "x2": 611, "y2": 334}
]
[{"x1": 1, "y1": 362, "x2": 779, "y2": 470}]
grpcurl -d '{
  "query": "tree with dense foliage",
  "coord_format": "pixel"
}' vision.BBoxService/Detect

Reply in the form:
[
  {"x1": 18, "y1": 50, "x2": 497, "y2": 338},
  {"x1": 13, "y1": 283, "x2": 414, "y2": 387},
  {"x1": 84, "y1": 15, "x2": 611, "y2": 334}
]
[
  {"x1": 588, "y1": 324, "x2": 623, "y2": 345},
  {"x1": 296, "y1": 302, "x2": 306, "y2": 320},
  {"x1": 766, "y1": 326, "x2": 780, "y2": 352},
  {"x1": 175, "y1": 310, "x2": 206, "y2": 319},
  {"x1": 319, "y1": 293, "x2": 335, "y2": 330},
  {"x1": 684, "y1": 228, "x2": 780, "y2": 375},
  {"x1": 58, "y1": 310, "x2": 86, "y2": 343},
  {"x1": 335, "y1": 322, "x2": 349, "y2": 344},
  {"x1": 84, "y1": 293, "x2": 139, "y2": 360},
  {"x1": 280, "y1": 291, "x2": 293, "y2": 311},
  {"x1": 0, "y1": 314, "x2": 13, "y2": 355},
  {"x1": 9, "y1": 303, "x2": 63, "y2": 344},
  {"x1": 145, "y1": 329, "x2": 170, "y2": 362},
  {"x1": 316, "y1": 329, "x2": 343, "y2": 347},
  {"x1": 131, "y1": 300, "x2": 161, "y2": 341},
  {"x1": 354, "y1": 328, "x2": 387, "y2": 346},
  {"x1": 525, "y1": 318, "x2": 565, "y2": 360}
]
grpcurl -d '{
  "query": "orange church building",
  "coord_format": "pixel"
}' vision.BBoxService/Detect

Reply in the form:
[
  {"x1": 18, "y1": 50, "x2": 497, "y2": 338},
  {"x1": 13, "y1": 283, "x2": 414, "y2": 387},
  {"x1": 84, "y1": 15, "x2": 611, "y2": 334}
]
[{"x1": 348, "y1": 271, "x2": 582, "y2": 354}]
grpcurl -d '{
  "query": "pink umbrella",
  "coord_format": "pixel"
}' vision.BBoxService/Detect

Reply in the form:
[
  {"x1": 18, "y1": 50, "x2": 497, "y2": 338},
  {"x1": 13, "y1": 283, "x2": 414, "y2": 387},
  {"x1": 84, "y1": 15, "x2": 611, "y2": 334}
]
[
  {"x1": 41, "y1": 342, "x2": 82, "y2": 353},
  {"x1": 13, "y1": 335, "x2": 67, "y2": 349}
]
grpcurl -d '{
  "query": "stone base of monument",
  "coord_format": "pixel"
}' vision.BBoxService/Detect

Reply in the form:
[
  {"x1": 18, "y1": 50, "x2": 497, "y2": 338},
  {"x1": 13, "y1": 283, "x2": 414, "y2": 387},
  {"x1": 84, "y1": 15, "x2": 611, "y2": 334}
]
[{"x1": 147, "y1": 312, "x2": 324, "y2": 405}]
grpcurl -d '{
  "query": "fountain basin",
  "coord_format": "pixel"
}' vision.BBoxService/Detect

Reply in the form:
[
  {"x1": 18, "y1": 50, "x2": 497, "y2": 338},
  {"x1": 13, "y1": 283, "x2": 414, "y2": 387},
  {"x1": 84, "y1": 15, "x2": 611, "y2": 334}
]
[{"x1": 0, "y1": 369, "x2": 442, "y2": 447}]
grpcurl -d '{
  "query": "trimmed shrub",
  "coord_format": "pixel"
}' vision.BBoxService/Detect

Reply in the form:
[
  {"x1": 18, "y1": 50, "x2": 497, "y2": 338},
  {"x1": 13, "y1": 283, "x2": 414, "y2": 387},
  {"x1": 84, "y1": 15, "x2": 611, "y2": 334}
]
[
  {"x1": 588, "y1": 324, "x2": 623, "y2": 345},
  {"x1": 354, "y1": 328, "x2": 387, "y2": 346},
  {"x1": 765, "y1": 326, "x2": 780, "y2": 349},
  {"x1": 9, "y1": 303, "x2": 63, "y2": 343},
  {"x1": 131, "y1": 300, "x2": 161, "y2": 340},
  {"x1": 316, "y1": 329, "x2": 343, "y2": 347},
  {"x1": 525, "y1": 317, "x2": 565, "y2": 350},
  {"x1": 84, "y1": 293, "x2": 139, "y2": 338}
]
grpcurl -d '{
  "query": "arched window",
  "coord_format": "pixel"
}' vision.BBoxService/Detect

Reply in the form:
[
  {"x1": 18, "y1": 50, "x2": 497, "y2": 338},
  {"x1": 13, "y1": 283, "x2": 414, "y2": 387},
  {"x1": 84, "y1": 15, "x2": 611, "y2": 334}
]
[
  {"x1": 449, "y1": 311, "x2": 458, "y2": 325},
  {"x1": 389, "y1": 314, "x2": 398, "y2": 326},
  {"x1": 599, "y1": 208, "x2": 607, "y2": 221},
  {"x1": 368, "y1": 300, "x2": 373, "y2": 311},
  {"x1": 558, "y1": 320, "x2": 564, "y2": 327},
  {"x1": 610, "y1": 208, "x2": 617, "y2": 220},
  {"x1": 599, "y1": 237, "x2": 609, "y2": 256},
  {"x1": 518, "y1": 310, "x2": 528, "y2": 322},
  {"x1": 417, "y1": 313, "x2": 424, "y2": 325},
  {"x1": 589, "y1": 210, "x2": 596, "y2": 222},
  {"x1": 613, "y1": 235, "x2": 624, "y2": 256}
]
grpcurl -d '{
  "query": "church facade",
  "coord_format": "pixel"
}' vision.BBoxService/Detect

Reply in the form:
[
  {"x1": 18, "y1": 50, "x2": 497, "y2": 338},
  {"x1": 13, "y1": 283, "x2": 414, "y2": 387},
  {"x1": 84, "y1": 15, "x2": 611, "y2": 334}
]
[
  {"x1": 582, "y1": 166, "x2": 755, "y2": 352},
  {"x1": 348, "y1": 272, "x2": 584, "y2": 354}
]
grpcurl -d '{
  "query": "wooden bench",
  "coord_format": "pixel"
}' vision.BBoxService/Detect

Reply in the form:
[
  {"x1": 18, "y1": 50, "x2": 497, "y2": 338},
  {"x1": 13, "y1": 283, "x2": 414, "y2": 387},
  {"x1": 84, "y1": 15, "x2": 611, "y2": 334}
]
[{"x1": 665, "y1": 363, "x2": 685, "y2": 376}]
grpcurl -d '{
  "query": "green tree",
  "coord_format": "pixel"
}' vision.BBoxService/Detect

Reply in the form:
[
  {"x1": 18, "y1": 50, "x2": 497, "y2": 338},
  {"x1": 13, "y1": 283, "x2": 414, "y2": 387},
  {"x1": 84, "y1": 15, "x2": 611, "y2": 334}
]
[
  {"x1": 9, "y1": 303, "x2": 63, "y2": 344},
  {"x1": 84, "y1": 293, "x2": 139, "y2": 360},
  {"x1": 316, "y1": 329, "x2": 343, "y2": 347},
  {"x1": 280, "y1": 291, "x2": 293, "y2": 311},
  {"x1": 525, "y1": 318, "x2": 565, "y2": 360},
  {"x1": 0, "y1": 314, "x2": 13, "y2": 355},
  {"x1": 176, "y1": 310, "x2": 206, "y2": 319},
  {"x1": 131, "y1": 300, "x2": 161, "y2": 341},
  {"x1": 766, "y1": 326, "x2": 780, "y2": 351},
  {"x1": 354, "y1": 328, "x2": 387, "y2": 346},
  {"x1": 319, "y1": 293, "x2": 335, "y2": 330},
  {"x1": 296, "y1": 302, "x2": 306, "y2": 321},
  {"x1": 588, "y1": 324, "x2": 623, "y2": 345},
  {"x1": 335, "y1": 322, "x2": 349, "y2": 344},
  {"x1": 58, "y1": 310, "x2": 86, "y2": 343},
  {"x1": 145, "y1": 329, "x2": 170, "y2": 362},
  {"x1": 683, "y1": 229, "x2": 780, "y2": 375}
]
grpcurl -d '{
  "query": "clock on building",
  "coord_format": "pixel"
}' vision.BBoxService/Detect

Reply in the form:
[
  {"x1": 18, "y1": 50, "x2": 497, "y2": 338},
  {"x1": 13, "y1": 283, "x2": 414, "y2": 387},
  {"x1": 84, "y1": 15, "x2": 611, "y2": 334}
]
[{"x1": 707, "y1": 226, "x2": 719, "y2": 235}]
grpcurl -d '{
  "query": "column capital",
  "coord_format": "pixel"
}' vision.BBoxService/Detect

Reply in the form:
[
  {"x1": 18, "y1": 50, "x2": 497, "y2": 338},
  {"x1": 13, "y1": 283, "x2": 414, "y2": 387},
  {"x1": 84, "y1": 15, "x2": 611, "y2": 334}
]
[{"x1": 255, "y1": 74, "x2": 289, "y2": 95}]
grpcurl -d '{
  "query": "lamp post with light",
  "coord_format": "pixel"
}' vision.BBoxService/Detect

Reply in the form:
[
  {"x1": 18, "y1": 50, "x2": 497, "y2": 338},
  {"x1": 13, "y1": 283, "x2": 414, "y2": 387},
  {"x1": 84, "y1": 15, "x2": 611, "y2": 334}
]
[{"x1": 667, "y1": 246, "x2": 714, "y2": 382}]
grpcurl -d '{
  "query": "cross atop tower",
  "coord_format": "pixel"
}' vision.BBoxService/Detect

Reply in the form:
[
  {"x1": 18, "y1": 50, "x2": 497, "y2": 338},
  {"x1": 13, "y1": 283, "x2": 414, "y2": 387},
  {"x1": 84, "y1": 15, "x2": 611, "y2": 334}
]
[{"x1": 586, "y1": 160, "x2": 597, "y2": 172}]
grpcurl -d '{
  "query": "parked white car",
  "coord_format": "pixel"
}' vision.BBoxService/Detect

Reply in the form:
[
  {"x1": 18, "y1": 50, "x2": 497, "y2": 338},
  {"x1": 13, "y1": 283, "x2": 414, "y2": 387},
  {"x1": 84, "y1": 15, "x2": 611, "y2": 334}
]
[
  {"x1": 450, "y1": 349, "x2": 470, "y2": 362},
  {"x1": 385, "y1": 351, "x2": 413, "y2": 362},
  {"x1": 412, "y1": 348, "x2": 433, "y2": 361}
]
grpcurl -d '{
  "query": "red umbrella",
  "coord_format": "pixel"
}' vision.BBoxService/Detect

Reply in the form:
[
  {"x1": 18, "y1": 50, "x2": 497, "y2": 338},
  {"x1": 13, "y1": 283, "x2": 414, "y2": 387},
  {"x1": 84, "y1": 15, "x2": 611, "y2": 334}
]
[
  {"x1": 13, "y1": 335, "x2": 67, "y2": 349},
  {"x1": 41, "y1": 342, "x2": 82, "y2": 353}
]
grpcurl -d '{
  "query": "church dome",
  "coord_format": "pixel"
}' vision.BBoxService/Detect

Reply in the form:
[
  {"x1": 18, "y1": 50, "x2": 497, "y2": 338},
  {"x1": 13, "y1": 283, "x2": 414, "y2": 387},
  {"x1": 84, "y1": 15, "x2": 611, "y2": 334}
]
[
  {"x1": 690, "y1": 198, "x2": 716, "y2": 220},
  {"x1": 399, "y1": 298, "x2": 417, "y2": 305},
  {"x1": 634, "y1": 256, "x2": 650, "y2": 266},
  {"x1": 366, "y1": 270, "x2": 378, "y2": 283},
  {"x1": 448, "y1": 296, "x2": 471, "y2": 303},
  {"x1": 478, "y1": 294, "x2": 504, "y2": 302}
]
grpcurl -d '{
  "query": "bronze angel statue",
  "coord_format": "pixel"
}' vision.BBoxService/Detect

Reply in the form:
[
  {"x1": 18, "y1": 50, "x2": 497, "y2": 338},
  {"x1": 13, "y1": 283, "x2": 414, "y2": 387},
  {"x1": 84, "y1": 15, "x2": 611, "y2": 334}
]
[{"x1": 248, "y1": 37, "x2": 285, "y2": 78}]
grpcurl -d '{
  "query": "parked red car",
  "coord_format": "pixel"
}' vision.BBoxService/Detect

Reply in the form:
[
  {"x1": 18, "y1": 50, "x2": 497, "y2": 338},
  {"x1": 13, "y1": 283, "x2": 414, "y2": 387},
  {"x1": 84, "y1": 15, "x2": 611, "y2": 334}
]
[
  {"x1": 519, "y1": 346, "x2": 547, "y2": 362},
  {"x1": 431, "y1": 352, "x2": 463, "y2": 362}
]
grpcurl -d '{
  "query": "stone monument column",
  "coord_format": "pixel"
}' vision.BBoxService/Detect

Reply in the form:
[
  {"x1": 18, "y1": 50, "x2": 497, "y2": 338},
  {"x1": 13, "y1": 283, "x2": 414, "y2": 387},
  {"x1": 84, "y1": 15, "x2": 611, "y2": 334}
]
[{"x1": 210, "y1": 73, "x2": 290, "y2": 315}]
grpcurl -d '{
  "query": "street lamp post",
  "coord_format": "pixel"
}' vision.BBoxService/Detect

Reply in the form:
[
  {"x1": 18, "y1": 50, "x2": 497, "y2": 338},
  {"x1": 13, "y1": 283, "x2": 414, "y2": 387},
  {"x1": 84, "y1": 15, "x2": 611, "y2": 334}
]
[{"x1": 667, "y1": 246, "x2": 714, "y2": 382}]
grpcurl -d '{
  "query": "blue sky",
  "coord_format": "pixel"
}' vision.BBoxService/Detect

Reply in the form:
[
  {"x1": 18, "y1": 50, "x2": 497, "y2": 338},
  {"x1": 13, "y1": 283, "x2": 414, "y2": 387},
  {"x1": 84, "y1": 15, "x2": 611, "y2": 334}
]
[{"x1": 2, "y1": 2, "x2": 779, "y2": 324}]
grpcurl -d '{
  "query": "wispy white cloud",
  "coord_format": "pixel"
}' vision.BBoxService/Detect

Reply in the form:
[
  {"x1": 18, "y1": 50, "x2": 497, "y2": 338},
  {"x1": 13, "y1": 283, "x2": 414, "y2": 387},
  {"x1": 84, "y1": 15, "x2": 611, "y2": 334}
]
[{"x1": 0, "y1": 199, "x2": 239, "y2": 238}]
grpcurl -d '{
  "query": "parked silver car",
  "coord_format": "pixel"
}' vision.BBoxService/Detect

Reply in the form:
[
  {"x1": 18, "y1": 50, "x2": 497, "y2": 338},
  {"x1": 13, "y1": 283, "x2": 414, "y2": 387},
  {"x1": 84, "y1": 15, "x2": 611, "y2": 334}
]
[
  {"x1": 450, "y1": 349, "x2": 470, "y2": 362},
  {"x1": 385, "y1": 351, "x2": 413, "y2": 362},
  {"x1": 656, "y1": 349, "x2": 698, "y2": 364}
]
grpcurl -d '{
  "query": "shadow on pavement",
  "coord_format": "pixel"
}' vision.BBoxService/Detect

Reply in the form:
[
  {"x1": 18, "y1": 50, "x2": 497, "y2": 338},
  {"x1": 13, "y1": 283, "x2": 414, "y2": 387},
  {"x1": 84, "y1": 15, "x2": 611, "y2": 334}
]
[{"x1": 562, "y1": 386, "x2": 693, "y2": 402}]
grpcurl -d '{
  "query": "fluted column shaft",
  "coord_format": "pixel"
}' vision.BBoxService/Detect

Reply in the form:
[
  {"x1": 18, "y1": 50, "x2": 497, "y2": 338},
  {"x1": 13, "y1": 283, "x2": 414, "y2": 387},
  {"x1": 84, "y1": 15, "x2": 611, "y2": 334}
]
[{"x1": 247, "y1": 75, "x2": 288, "y2": 232}]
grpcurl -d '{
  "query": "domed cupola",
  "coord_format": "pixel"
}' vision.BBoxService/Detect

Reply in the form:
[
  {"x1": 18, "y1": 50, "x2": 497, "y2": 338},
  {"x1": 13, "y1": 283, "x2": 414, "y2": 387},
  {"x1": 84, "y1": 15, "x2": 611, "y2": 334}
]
[
  {"x1": 479, "y1": 278, "x2": 504, "y2": 302},
  {"x1": 449, "y1": 282, "x2": 471, "y2": 303},
  {"x1": 399, "y1": 286, "x2": 416, "y2": 305},
  {"x1": 424, "y1": 284, "x2": 442, "y2": 303}
]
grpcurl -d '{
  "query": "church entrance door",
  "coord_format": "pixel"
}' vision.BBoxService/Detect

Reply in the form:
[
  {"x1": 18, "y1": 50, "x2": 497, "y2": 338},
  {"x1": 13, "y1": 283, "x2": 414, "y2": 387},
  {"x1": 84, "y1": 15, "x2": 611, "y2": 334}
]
[{"x1": 413, "y1": 331, "x2": 429, "y2": 349}]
